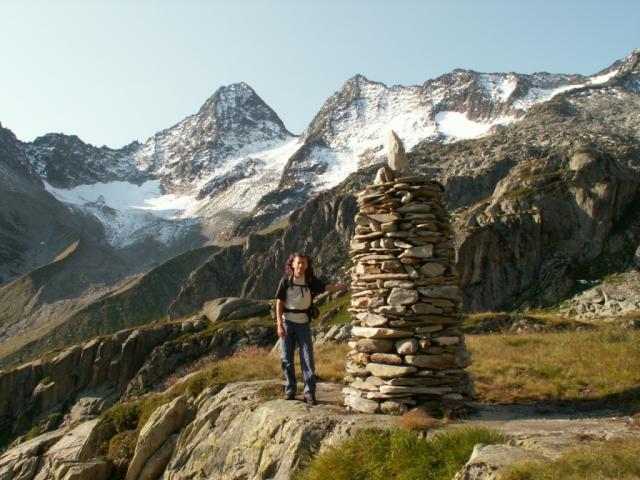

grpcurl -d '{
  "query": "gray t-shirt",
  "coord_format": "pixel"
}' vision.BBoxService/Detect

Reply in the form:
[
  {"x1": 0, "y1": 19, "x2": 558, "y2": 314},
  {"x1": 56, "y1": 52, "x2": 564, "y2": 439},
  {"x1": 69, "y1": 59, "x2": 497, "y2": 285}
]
[{"x1": 275, "y1": 274, "x2": 326, "y2": 324}]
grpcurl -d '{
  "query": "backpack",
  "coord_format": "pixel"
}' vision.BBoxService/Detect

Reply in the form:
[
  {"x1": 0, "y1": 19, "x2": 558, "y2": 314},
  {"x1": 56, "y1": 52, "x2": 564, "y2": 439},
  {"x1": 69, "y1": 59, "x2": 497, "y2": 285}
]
[{"x1": 271, "y1": 274, "x2": 320, "y2": 321}]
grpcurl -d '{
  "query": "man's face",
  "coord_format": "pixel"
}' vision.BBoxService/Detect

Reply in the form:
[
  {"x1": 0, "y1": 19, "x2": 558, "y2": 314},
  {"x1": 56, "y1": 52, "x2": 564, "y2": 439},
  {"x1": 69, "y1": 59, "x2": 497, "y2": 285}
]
[{"x1": 292, "y1": 256, "x2": 308, "y2": 276}]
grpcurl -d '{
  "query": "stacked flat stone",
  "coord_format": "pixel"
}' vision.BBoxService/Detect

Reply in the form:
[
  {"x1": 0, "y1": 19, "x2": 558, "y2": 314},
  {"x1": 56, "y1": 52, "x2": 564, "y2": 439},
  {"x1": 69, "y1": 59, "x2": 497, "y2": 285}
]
[{"x1": 342, "y1": 171, "x2": 474, "y2": 415}]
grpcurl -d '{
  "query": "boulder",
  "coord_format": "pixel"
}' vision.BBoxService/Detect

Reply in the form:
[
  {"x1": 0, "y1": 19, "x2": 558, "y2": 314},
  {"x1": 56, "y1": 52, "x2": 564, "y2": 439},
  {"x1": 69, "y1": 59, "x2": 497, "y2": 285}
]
[
  {"x1": 453, "y1": 444, "x2": 548, "y2": 480},
  {"x1": 387, "y1": 131, "x2": 408, "y2": 173},
  {"x1": 202, "y1": 297, "x2": 270, "y2": 322},
  {"x1": 126, "y1": 395, "x2": 192, "y2": 480}
]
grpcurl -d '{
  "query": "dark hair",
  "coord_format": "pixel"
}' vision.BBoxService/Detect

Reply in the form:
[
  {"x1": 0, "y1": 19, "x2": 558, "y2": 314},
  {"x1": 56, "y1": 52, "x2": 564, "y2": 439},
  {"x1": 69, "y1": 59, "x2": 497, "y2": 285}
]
[{"x1": 284, "y1": 253, "x2": 315, "y2": 280}]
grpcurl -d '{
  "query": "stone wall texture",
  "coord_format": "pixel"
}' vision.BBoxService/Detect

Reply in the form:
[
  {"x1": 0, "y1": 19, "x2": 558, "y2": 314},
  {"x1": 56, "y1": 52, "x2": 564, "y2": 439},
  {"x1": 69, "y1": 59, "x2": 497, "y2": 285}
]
[{"x1": 343, "y1": 173, "x2": 474, "y2": 414}]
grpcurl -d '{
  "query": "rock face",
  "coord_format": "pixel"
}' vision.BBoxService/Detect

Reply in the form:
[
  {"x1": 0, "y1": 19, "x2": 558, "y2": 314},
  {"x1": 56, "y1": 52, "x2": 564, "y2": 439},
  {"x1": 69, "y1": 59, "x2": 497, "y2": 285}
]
[
  {"x1": 344, "y1": 171, "x2": 474, "y2": 413},
  {"x1": 202, "y1": 297, "x2": 270, "y2": 322},
  {"x1": 0, "y1": 419, "x2": 111, "y2": 480},
  {"x1": 0, "y1": 321, "x2": 192, "y2": 437},
  {"x1": 163, "y1": 381, "x2": 397, "y2": 479}
]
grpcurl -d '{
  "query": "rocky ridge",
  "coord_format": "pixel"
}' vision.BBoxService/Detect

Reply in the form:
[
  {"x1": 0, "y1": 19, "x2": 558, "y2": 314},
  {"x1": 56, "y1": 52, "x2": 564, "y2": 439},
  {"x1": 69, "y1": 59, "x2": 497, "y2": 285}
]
[
  {"x1": 234, "y1": 56, "x2": 625, "y2": 235},
  {"x1": 1, "y1": 379, "x2": 638, "y2": 480}
]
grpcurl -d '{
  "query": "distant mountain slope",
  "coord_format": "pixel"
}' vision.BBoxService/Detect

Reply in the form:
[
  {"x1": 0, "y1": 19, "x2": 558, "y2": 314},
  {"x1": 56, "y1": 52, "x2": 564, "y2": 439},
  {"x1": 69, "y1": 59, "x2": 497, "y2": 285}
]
[
  {"x1": 0, "y1": 127, "x2": 107, "y2": 286},
  {"x1": 0, "y1": 244, "x2": 219, "y2": 368}
]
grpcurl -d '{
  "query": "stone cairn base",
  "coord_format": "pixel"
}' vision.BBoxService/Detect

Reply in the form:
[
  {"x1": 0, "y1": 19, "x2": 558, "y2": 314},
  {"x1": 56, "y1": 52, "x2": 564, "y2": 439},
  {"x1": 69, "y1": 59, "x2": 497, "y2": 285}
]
[{"x1": 343, "y1": 167, "x2": 474, "y2": 415}]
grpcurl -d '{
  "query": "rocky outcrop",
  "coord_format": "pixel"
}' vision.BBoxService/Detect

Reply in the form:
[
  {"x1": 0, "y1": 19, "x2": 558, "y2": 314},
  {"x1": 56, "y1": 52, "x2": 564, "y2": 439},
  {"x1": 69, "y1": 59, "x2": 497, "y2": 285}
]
[
  {"x1": 126, "y1": 396, "x2": 193, "y2": 480},
  {"x1": 559, "y1": 271, "x2": 640, "y2": 320},
  {"x1": 0, "y1": 419, "x2": 112, "y2": 480},
  {"x1": 454, "y1": 444, "x2": 548, "y2": 480},
  {"x1": 163, "y1": 381, "x2": 397, "y2": 479},
  {"x1": 202, "y1": 297, "x2": 270, "y2": 323},
  {"x1": 312, "y1": 323, "x2": 352, "y2": 344},
  {"x1": 123, "y1": 321, "x2": 275, "y2": 398},
  {"x1": 0, "y1": 319, "x2": 207, "y2": 438},
  {"x1": 2, "y1": 379, "x2": 639, "y2": 480}
]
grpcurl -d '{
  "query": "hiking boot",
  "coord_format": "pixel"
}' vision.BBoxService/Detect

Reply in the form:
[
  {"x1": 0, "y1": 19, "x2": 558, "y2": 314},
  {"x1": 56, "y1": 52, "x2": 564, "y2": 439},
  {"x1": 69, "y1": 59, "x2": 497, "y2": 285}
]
[
  {"x1": 304, "y1": 394, "x2": 317, "y2": 405},
  {"x1": 285, "y1": 391, "x2": 296, "y2": 400}
]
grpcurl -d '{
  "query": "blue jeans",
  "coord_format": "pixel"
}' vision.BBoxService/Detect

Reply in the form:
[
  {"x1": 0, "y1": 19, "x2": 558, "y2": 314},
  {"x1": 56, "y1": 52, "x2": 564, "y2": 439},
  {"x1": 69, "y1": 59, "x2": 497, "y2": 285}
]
[{"x1": 280, "y1": 320, "x2": 316, "y2": 396}]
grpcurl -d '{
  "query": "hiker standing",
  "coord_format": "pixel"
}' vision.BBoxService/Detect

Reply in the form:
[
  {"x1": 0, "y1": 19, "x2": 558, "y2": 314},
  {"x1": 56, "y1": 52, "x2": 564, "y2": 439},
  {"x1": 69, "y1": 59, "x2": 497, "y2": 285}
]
[{"x1": 275, "y1": 253, "x2": 347, "y2": 404}]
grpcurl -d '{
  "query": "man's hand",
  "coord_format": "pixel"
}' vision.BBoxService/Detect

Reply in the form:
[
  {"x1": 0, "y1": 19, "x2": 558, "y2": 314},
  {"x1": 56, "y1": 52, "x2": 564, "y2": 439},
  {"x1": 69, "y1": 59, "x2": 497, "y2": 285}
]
[
  {"x1": 277, "y1": 322, "x2": 286, "y2": 338},
  {"x1": 326, "y1": 282, "x2": 349, "y2": 293}
]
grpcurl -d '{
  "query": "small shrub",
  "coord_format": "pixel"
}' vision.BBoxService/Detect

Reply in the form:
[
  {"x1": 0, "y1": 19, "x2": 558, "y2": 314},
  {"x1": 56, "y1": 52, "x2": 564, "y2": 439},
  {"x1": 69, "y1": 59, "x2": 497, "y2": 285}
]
[
  {"x1": 101, "y1": 400, "x2": 143, "y2": 432},
  {"x1": 107, "y1": 429, "x2": 139, "y2": 472},
  {"x1": 399, "y1": 410, "x2": 442, "y2": 431}
]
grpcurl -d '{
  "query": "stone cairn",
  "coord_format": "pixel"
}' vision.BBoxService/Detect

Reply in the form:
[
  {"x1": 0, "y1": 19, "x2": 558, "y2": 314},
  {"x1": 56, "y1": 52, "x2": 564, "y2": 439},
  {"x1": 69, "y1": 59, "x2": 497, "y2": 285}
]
[{"x1": 342, "y1": 131, "x2": 474, "y2": 415}]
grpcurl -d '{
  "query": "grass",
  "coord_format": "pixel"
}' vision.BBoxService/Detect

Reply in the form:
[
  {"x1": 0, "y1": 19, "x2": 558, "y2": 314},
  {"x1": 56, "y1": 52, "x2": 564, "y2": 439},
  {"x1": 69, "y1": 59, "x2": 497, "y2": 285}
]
[
  {"x1": 461, "y1": 311, "x2": 581, "y2": 333},
  {"x1": 314, "y1": 293, "x2": 352, "y2": 326},
  {"x1": 295, "y1": 426, "x2": 505, "y2": 480},
  {"x1": 602, "y1": 273, "x2": 628, "y2": 285},
  {"x1": 467, "y1": 328, "x2": 640, "y2": 405},
  {"x1": 501, "y1": 436, "x2": 640, "y2": 480}
]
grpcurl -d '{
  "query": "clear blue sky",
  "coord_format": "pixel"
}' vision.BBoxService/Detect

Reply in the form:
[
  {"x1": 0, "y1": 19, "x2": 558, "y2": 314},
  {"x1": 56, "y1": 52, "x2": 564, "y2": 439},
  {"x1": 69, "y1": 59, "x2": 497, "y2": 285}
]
[{"x1": 1, "y1": 0, "x2": 638, "y2": 148}]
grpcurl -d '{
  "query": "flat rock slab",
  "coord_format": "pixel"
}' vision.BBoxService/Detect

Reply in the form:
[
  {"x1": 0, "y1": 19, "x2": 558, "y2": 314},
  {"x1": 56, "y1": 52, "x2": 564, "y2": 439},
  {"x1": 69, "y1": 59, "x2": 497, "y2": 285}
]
[{"x1": 163, "y1": 381, "x2": 398, "y2": 480}]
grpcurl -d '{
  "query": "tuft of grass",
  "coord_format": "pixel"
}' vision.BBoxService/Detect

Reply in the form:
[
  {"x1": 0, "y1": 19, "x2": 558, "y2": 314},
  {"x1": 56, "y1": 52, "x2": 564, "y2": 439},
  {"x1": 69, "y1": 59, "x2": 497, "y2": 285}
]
[
  {"x1": 257, "y1": 383, "x2": 285, "y2": 402},
  {"x1": 295, "y1": 426, "x2": 505, "y2": 480},
  {"x1": 398, "y1": 410, "x2": 443, "y2": 431},
  {"x1": 467, "y1": 328, "x2": 640, "y2": 404},
  {"x1": 602, "y1": 273, "x2": 627, "y2": 285},
  {"x1": 501, "y1": 436, "x2": 640, "y2": 480}
]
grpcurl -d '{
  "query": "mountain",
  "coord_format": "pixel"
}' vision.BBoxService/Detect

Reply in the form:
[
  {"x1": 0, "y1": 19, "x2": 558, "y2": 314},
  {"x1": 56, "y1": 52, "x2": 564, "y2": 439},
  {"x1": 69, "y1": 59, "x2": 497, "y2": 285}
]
[
  {"x1": 1, "y1": 49, "x2": 638, "y2": 368},
  {"x1": 0, "y1": 126, "x2": 110, "y2": 285},
  {"x1": 232, "y1": 63, "x2": 622, "y2": 235},
  {"x1": 18, "y1": 82, "x2": 297, "y2": 249}
]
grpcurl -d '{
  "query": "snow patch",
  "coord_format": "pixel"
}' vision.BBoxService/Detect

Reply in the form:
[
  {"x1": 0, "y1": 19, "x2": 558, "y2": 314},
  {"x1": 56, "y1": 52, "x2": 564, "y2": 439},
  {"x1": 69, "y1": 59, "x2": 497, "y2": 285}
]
[
  {"x1": 435, "y1": 111, "x2": 515, "y2": 140},
  {"x1": 589, "y1": 69, "x2": 618, "y2": 85},
  {"x1": 309, "y1": 147, "x2": 358, "y2": 190},
  {"x1": 479, "y1": 73, "x2": 518, "y2": 103}
]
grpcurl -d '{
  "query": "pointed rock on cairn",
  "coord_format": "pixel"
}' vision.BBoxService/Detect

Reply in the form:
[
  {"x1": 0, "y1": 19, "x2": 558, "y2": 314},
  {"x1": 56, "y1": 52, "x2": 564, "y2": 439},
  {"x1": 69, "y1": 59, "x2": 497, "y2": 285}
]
[{"x1": 343, "y1": 132, "x2": 474, "y2": 415}]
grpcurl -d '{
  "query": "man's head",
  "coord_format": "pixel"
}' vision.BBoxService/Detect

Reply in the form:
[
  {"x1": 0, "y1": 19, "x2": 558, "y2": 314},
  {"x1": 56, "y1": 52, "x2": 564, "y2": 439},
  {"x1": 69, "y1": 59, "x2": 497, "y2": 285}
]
[
  {"x1": 285, "y1": 252, "x2": 314, "y2": 278},
  {"x1": 292, "y1": 255, "x2": 308, "y2": 277}
]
